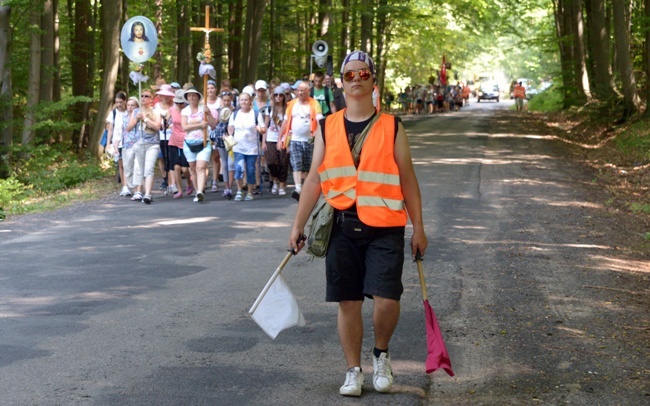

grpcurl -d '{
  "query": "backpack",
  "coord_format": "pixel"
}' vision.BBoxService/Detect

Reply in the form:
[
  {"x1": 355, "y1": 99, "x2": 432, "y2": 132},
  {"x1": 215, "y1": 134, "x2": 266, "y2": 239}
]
[
  {"x1": 309, "y1": 87, "x2": 331, "y2": 106},
  {"x1": 100, "y1": 108, "x2": 117, "y2": 147}
]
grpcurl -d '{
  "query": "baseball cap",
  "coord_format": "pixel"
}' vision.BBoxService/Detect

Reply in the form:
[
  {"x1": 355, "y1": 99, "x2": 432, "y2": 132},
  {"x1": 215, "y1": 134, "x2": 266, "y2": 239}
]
[
  {"x1": 255, "y1": 80, "x2": 268, "y2": 90},
  {"x1": 291, "y1": 80, "x2": 303, "y2": 89},
  {"x1": 242, "y1": 85, "x2": 255, "y2": 97}
]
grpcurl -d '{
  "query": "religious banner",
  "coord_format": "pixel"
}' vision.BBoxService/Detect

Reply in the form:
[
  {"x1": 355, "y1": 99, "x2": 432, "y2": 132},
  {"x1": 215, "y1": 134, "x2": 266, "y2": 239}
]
[{"x1": 120, "y1": 16, "x2": 158, "y2": 64}]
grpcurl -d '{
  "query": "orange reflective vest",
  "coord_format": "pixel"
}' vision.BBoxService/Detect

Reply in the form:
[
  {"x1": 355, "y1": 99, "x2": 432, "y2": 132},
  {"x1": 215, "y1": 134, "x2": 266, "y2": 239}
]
[
  {"x1": 319, "y1": 110, "x2": 407, "y2": 227},
  {"x1": 282, "y1": 98, "x2": 320, "y2": 137},
  {"x1": 514, "y1": 85, "x2": 526, "y2": 99}
]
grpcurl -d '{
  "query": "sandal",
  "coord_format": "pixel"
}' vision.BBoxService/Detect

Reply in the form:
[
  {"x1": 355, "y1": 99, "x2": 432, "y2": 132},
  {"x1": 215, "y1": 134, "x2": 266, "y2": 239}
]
[{"x1": 131, "y1": 192, "x2": 143, "y2": 201}]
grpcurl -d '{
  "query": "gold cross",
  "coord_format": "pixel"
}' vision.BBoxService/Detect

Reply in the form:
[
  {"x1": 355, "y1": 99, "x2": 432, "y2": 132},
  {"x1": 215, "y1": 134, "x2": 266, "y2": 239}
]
[
  {"x1": 190, "y1": 5, "x2": 224, "y2": 57},
  {"x1": 190, "y1": 6, "x2": 224, "y2": 145}
]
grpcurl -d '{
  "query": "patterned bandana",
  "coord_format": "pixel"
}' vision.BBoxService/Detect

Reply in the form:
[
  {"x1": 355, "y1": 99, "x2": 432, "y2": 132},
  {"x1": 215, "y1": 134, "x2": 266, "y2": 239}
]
[{"x1": 340, "y1": 50, "x2": 376, "y2": 76}]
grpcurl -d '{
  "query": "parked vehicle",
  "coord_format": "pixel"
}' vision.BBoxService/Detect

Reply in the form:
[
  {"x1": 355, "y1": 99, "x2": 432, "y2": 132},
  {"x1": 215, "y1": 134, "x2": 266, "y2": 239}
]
[{"x1": 477, "y1": 81, "x2": 499, "y2": 102}]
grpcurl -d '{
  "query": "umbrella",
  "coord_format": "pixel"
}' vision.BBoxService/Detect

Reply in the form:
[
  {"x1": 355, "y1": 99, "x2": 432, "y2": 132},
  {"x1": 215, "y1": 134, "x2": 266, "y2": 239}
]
[{"x1": 416, "y1": 251, "x2": 454, "y2": 376}]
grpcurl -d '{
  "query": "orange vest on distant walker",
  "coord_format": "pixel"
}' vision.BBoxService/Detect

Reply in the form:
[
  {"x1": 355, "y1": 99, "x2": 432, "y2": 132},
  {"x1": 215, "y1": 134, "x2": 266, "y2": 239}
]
[
  {"x1": 514, "y1": 85, "x2": 526, "y2": 99},
  {"x1": 318, "y1": 110, "x2": 407, "y2": 227},
  {"x1": 282, "y1": 98, "x2": 320, "y2": 137}
]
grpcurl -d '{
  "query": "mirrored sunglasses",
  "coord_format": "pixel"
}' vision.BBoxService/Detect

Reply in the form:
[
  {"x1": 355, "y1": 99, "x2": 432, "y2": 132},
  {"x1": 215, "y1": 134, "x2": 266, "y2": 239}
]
[{"x1": 342, "y1": 69, "x2": 372, "y2": 82}]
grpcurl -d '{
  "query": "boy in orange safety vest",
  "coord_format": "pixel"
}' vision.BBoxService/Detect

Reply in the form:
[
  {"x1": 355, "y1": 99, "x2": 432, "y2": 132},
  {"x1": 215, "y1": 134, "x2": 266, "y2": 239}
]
[{"x1": 288, "y1": 50, "x2": 428, "y2": 398}]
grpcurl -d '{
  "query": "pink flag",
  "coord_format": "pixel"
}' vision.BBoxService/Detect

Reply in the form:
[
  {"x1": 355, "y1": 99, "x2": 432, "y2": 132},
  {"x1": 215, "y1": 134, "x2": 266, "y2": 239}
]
[
  {"x1": 416, "y1": 252, "x2": 454, "y2": 376},
  {"x1": 424, "y1": 299, "x2": 454, "y2": 376}
]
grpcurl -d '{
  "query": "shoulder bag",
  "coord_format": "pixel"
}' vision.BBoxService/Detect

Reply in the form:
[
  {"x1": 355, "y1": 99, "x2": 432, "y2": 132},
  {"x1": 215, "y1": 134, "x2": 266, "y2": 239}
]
[{"x1": 306, "y1": 113, "x2": 381, "y2": 258}]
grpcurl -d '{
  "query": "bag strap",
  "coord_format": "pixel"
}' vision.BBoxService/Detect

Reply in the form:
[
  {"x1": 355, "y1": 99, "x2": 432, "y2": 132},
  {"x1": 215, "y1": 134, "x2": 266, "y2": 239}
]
[{"x1": 351, "y1": 113, "x2": 381, "y2": 167}]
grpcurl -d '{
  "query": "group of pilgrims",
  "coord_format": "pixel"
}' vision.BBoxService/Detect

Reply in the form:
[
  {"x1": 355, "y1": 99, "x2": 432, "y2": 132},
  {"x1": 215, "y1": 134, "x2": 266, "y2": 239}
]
[{"x1": 104, "y1": 73, "x2": 345, "y2": 204}]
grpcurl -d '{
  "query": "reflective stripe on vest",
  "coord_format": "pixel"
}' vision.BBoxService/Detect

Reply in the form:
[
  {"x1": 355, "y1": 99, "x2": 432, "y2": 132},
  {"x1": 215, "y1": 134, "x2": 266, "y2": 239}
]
[
  {"x1": 358, "y1": 196, "x2": 405, "y2": 211},
  {"x1": 319, "y1": 165, "x2": 356, "y2": 182},
  {"x1": 357, "y1": 171, "x2": 401, "y2": 186},
  {"x1": 326, "y1": 188, "x2": 356, "y2": 200}
]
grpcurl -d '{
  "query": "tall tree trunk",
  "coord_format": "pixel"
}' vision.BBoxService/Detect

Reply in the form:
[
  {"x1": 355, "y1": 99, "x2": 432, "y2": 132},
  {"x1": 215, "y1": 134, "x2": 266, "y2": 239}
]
[
  {"x1": 572, "y1": 0, "x2": 591, "y2": 99},
  {"x1": 339, "y1": 0, "x2": 350, "y2": 64},
  {"x1": 268, "y1": 0, "x2": 276, "y2": 79},
  {"x1": 645, "y1": 0, "x2": 650, "y2": 116},
  {"x1": 153, "y1": 0, "x2": 163, "y2": 80},
  {"x1": 228, "y1": 0, "x2": 243, "y2": 87},
  {"x1": 176, "y1": 1, "x2": 191, "y2": 85},
  {"x1": 612, "y1": 0, "x2": 640, "y2": 118},
  {"x1": 586, "y1": 0, "x2": 614, "y2": 100},
  {"x1": 350, "y1": 0, "x2": 358, "y2": 51},
  {"x1": 22, "y1": 7, "x2": 41, "y2": 146},
  {"x1": 92, "y1": 0, "x2": 123, "y2": 157},
  {"x1": 360, "y1": 0, "x2": 373, "y2": 55},
  {"x1": 121, "y1": 1, "x2": 130, "y2": 91},
  {"x1": 53, "y1": 1, "x2": 61, "y2": 103},
  {"x1": 72, "y1": 0, "x2": 91, "y2": 149},
  {"x1": 554, "y1": 0, "x2": 587, "y2": 107},
  {"x1": 318, "y1": 0, "x2": 332, "y2": 40},
  {"x1": 0, "y1": 4, "x2": 13, "y2": 157},
  {"x1": 375, "y1": 0, "x2": 389, "y2": 99},
  {"x1": 216, "y1": 1, "x2": 225, "y2": 84},
  {"x1": 40, "y1": 0, "x2": 54, "y2": 107}
]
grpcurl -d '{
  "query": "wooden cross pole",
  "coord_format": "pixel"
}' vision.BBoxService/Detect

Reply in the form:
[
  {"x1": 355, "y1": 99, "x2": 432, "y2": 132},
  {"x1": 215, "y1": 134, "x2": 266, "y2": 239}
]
[{"x1": 190, "y1": 5, "x2": 224, "y2": 147}]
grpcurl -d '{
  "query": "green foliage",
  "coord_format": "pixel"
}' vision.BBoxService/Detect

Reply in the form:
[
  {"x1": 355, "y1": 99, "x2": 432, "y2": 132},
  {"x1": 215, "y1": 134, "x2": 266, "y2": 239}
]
[
  {"x1": 629, "y1": 203, "x2": 650, "y2": 214},
  {"x1": 0, "y1": 176, "x2": 28, "y2": 209},
  {"x1": 614, "y1": 119, "x2": 650, "y2": 165},
  {"x1": 30, "y1": 95, "x2": 94, "y2": 134},
  {"x1": 527, "y1": 86, "x2": 563, "y2": 112},
  {"x1": 11, "y1": 144, "x2": 108, "y2": 193}
]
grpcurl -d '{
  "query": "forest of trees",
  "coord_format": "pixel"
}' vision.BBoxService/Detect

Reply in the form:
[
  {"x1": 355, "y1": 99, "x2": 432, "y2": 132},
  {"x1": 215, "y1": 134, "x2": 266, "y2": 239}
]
[{"x1": 0, "y1": 0, "x2": 648, "y2": 179}]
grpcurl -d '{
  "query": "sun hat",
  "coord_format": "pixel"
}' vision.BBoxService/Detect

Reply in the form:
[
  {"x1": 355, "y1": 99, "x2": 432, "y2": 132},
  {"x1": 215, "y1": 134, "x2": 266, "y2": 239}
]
[
  {"x1": 219, "y1": 107, "x2": 232, "y2": 123},
  {"x1": 340, "y1": 50, "x2": 376, "y2": 75},
  {"x1": 156, "y1": 84, "x2": 175, "y2": 97},
  {"x1": 255, "y1": 80, "x2": 268, "y2": 90},
  {"x1": 242, "y1": 85, "x2": 255, "y2": 97},
  {"x1": 170, "y1": 82, "x2": 181, "y2": 89},
  {"x1": 291, "y1": 80, "x2": 303, "y2": 89},
  {"x1": 183, "y1": 87, "x2": 203, "y2": 102},
  {"x1": 173, "y1": 89, "x2": 186, "y2": 104}
]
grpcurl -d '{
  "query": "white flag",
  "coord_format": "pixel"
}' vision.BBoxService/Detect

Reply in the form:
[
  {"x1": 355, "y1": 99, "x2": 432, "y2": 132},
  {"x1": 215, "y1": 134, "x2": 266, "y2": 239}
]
[{"x1": 251, "y1": 274, "x2": 305, "y2": 339}]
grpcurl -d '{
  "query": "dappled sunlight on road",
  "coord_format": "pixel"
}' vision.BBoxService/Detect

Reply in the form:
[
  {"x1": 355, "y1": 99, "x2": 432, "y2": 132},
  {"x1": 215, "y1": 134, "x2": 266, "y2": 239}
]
[
  {"x1": 586, "y1": 255, "x2": 650, "y2": 274},
  {"x1": 536, "y1": 200, "x2": 605, "y2": 209},
  {"x1": 229, "y1": 221, "x2": 291, "y2": 229},
  {"x1": 449, "y1": 237, "x2": 613, "y2": 251},
  {"x1": 0, "y1": 286, "x2": 143, "y2": 319},
  {"x1": 220, "y1": 238, "x2": 276, "y2": 248},
  {"x1": 156, "y1": 217, "x2": 219, "y2": 226},
  {"x1": 413, "y1": 154, "x2": 556, "y2": 167}
]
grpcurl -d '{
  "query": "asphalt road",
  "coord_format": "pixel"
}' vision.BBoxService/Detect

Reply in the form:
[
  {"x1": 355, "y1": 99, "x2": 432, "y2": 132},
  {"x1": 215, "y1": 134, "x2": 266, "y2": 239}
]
[{"x1": 1, "y1": 99, "x2": 647, "y2": 405}]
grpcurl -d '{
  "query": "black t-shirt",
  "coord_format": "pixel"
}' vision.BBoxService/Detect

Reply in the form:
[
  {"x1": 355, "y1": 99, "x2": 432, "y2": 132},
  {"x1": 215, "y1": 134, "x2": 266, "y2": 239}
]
[{"x1": 319, "y1": 114, "x2": 400, "y2": 150}]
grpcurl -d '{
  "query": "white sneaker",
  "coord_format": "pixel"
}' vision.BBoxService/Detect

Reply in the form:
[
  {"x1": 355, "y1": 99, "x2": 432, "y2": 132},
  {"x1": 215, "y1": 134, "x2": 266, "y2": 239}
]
[
  {"x1": 278, "y1": 188, "x2": 286, "y2": 196},
  {"x1": 373, "y1": 352, "x2": 394, "y2": 393},
  {"x1": 339, "y1": 367, "x2": 364, "y2": 397},
  {"x1": 119, "y1": 186, "x2": 130, "y2": 197},
  {"x1": 271, "y1": 182, "x2": 278, "y2": 194}
]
